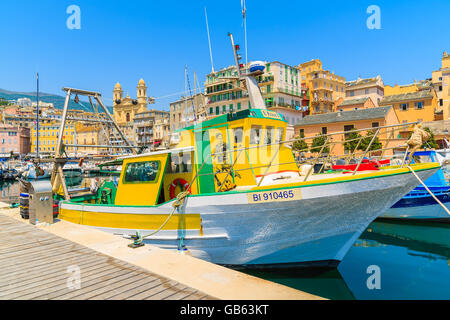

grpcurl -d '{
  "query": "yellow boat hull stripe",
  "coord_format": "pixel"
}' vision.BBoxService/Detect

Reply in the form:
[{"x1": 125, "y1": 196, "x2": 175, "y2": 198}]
[{"x1": 59, "y1": 209, "x2": 201, "y2": 230}]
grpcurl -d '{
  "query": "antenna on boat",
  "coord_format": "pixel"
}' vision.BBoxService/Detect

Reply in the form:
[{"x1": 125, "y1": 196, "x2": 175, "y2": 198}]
[
  {"x1": 185, "y1": 66, "x2": 197, "y2": 124},
  {"x1": 205, "y1": 7, "x2": 215, "y2": 73},
  {"x1": 228, "y1": 33, "x2": 266, "y2": 110},
  {"x1": 241, "y1": 0, "x2": 248, "y2": 65}
]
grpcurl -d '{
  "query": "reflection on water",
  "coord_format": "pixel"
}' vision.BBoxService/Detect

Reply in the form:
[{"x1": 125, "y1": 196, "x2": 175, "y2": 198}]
[
  {"x1": 244, "y1": 220, "x2": 450, "y2": 300},
  {"x1": 0, "y1": 180, "x2": 20, "y2": 204},
  {"x1": 1, "y1": 178, "x2": 449, "y2": 299}
]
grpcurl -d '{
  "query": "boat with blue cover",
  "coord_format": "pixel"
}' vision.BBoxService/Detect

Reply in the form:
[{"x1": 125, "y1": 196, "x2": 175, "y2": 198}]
[{"x1": 382, "y1": 150, "x2": 450, "y2": 221}]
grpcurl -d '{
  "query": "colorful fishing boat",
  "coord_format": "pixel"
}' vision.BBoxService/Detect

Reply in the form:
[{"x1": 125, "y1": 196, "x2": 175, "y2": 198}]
[{"x1": 54, "y1": 34, "x2": 441, "y2": 268}]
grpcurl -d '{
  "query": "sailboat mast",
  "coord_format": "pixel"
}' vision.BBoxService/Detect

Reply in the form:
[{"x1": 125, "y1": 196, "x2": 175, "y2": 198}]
[
  {"x1": 205, "y1": 7, "x2": 215, "y2": 73},
  {"x1": 242, "y1": 0, "x2": 248, "y2": 65},
  {"x1": 36, "y1": 72, "x2": 40, "y2": 159}
]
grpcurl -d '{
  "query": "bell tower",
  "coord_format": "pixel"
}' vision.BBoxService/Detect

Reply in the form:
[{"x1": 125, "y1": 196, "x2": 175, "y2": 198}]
[
  {"x1": 137, "y1": 79, "x2": 148, "y2": 105},
  {"x1": 113, "y1": 82, "x2": 123, "y2": 105}
]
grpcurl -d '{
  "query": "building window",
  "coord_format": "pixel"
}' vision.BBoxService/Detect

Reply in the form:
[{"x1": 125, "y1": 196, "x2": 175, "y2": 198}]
[
  {"x1": 414, "y1": 101, "x2": 424, "y2": 110},
  {"x1": 350, "y1": 91, "x2": 354, "y2": 97},
  {"x1": 321, "y1": 127, "x2": 328, "y2": 135},
  {"x1": 372, "y1": 122, "x2": 379, "y2": 128},
  {"x1": 400, "y1": 103, "x2": 409, "y2": 111},
  {"x1": 299, "y1": 129, "x2": 305, "y2": 137},
  {"x1": 237, "y1": 103, "x2": 241, "y2": 110},
  {"x1": 440, "y1": 99, "x2": 443, "y2": 106},
  {"x1": 344, "y1": 125, "x2": 355, "y2": 139}
]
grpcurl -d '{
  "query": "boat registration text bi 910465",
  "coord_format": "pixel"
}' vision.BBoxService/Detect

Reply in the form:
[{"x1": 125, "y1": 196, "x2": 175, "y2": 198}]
[{"x1": 247, "y1": 189, "x2": 302, "y2": 204}]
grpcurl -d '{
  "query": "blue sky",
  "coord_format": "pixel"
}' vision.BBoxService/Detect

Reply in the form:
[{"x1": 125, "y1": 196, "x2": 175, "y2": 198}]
[{"x1": 0, "y1": 0, "x2": 449, "y2": 110}]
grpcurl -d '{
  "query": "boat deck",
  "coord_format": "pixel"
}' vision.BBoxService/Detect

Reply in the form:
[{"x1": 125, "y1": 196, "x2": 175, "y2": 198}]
[{"x1": 0, "y1": 214, "x2": 213, "y2": 300}]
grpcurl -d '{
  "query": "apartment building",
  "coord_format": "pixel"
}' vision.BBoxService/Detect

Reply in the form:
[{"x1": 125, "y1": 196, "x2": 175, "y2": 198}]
[
  {"x1": 432, "y1": 51, "x2": 450, "y2": 120},
  {"x1": 134, "y1": 109, "x2": 170, "y2": 147},
  {"x1": 204, "y1": 61, "x2": 308, "y2": 131},
  {"x1": 169, "y1": 93, "x2": 206, "y2": 132},
  {"x1": 30, "y1": 121, "x2": 76, "y2": 154},
  {"x1": 297, "y1": 59, "x2": 346, "y2": 114},
  {"x1": 345, "y1": 75, "x2": 385, "y2": 107},
  {"x1": 381, "y1": 80, "x2": 439, "y2": 124},
  {"x1": 0, "y1": 125, "x2": 30, "y2": 156}
]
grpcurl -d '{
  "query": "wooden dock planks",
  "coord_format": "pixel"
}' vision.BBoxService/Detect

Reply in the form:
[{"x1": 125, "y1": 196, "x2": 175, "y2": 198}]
[{"x1": 0, "y1": 214, "x2": 214, "y2": 300}]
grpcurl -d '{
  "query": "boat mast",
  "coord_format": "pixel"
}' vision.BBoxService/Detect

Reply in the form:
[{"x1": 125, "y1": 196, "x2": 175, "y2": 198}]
[
  {"x1": 36, "y1": 72, "x2": 39, "y2": 159},
  {"x1": 241, "y1": 0, "x2": 248, "y2": 65},
  {"x1": 204, "y1": 7, "x2": 215, "y2": 73},
  {"x1": 228, "y1": 33, "x2": 266, "y2": 110}
]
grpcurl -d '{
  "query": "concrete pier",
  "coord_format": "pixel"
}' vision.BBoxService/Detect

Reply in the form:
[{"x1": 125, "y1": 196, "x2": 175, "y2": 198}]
[{"x1": 0, "y1": 203, "x2": 322, "y2": 300}]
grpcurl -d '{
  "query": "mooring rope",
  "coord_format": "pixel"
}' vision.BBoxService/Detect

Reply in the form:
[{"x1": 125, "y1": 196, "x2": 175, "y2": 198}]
[
  {"x1": 407, "y1": 165, "x2": 450, "y2": 216},
  {"x1": 130, "y1": 191, "x2": 190, "y2": 245}
]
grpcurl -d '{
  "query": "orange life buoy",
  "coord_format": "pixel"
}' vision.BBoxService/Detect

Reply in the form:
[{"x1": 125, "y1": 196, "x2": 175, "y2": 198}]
[{"x1": 169, "y1": 178, "x2": 190, "y2": 199}]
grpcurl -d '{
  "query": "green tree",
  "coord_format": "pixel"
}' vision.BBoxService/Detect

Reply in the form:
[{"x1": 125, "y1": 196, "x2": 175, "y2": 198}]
[
  {"x1": 344, "y1": 129, "x2": 363, "y2": 152},
  {"x1": 292, "y1": 133, "x2": 308, "y2": 152},
  {"x1": 0, "y1": 98, "x2": 10, "y2": 106},
  {"x1": 310, "y1": 134, "x2": 329, "y2": 154},
  {"x1": 360, "y1": 130, "x2": 383, "y2": 151}
]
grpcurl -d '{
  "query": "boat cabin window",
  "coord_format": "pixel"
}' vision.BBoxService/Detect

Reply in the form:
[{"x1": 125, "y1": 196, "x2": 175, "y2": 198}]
[
  {"x1": 168, "y1": 153, "x2": 192, "y2": 173},
  {"x1": 123, "y1": 161, "x2": 160, "y2": 183},
  {"x1": 233, "y1": 127, "x2": 244, "y2": 144},
  {"x1": 265, "y1": 126, "x2": 275, "y2": 145},
  {"x1": 275, "y1": 128, "x2": 284, "y2": 143},
  {"x1": 250, "y1": 125, "x2": 262, "y2": 145}
]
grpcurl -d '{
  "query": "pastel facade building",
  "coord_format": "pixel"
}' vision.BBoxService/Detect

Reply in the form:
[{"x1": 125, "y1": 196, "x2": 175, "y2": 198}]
[
  {"x1": 204, "y1": 61, "x2": 308, "y2": 128},
  {"x1": 379, "y1": 87, "x2": 439, "y2": 124},
  {"x1": 134, "y1": 109, "x2": 170, "y2": 147},
  {"x1": 30, "y1": 121, "x2": 76, "y2": 154},
  {"x1": 76, "y1": 126, "x2": 107, "y2": 155},
  {"x1": 170, "y1": 93, "x2": 206, "y2": 132},
  {"x1": 295, "y1": 106, "x2": 402, "y2": 156},
  {"x1": 297, "y1": 59, "x2": 345, "y2": 114},
  {"x1": 336, "y1": 97, "x2": 376, "y2": 112},
  {"x1": 432, "y1": 51, "x2": 450, "y2": 120},
  {"x1": 345, "y1": 75, "x2": 384, "y2": 107},
  {"x1": 0, "y1": 125, "x2": 30, "y2": 155}
]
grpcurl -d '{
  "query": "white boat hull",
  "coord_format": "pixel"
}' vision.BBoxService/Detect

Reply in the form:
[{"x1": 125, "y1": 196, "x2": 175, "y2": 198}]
[{"x1": 61, "y1": 167, "x2": 438, "y2": 267}]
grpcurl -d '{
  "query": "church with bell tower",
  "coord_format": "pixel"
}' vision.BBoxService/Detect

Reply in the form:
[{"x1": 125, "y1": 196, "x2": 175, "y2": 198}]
[
  {"x1": 112, "y1": 79, "x2": 149, "y2": 144},
  {"x1": 113, "y1": 79, "x2": 148, "y2": 124}
]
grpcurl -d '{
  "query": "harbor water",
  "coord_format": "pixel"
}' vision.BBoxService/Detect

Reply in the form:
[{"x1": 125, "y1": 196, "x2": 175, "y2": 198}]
[{"x1": 1, "y1": 175, "x2": 449, "y2": 300}]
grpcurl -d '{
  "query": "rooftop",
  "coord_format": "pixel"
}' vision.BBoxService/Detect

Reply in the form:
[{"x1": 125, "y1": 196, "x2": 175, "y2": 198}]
[
  {"x1": 380, "y1": 89, "x2": 434, "y2": 105},
  {"x1": 338, "y1": 97, "x2": 370, "y2": 107},
  {"x1": 296, "y1": 106, "x2": 392, "y2": 126},
  {"x1": 346, "y1": 75, "x2": 382, "y2": 88}
]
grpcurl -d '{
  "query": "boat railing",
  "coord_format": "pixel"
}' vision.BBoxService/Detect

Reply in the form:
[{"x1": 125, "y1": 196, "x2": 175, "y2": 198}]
[{"x1": 192, "y1": 121, "x2": 422, "y2": 189}]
